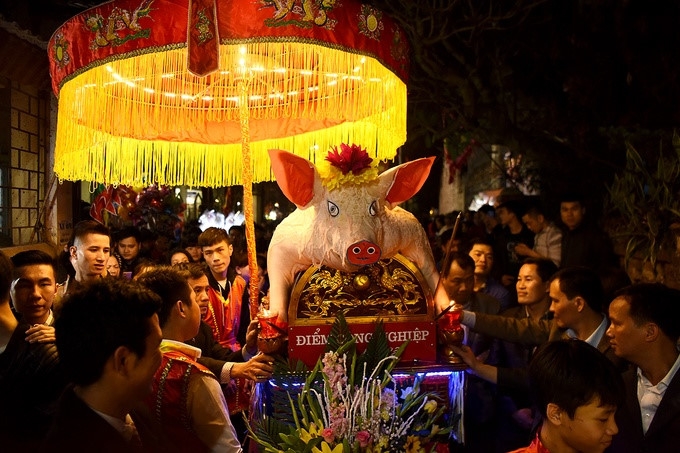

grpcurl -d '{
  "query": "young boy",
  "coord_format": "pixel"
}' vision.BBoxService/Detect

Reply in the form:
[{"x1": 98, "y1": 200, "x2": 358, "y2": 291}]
[{"x1": 511, "y1": 339, "x2": 623, "y2": 453}]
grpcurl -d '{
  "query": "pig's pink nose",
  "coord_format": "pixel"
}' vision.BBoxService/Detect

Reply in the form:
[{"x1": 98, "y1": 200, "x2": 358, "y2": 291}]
[{"x1": 347, "y1": 241, "x2": 381, "y2": 266}]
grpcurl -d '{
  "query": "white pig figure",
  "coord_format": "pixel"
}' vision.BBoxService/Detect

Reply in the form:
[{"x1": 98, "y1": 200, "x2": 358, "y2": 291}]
[{"x1": 267, "y1": 145, "x2": 448, "y2": 322}]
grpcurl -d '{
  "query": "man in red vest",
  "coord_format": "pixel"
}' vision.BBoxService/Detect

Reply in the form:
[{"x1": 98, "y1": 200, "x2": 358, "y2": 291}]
[{"x1": 137, "y1": 266, "x2": 242, "y2": 452}]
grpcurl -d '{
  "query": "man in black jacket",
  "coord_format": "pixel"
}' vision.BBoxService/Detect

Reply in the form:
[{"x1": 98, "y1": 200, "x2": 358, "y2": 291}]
[
  {"x1": 606, "y1": 283, "x2": 680, "y2": 453},
  {"x1": 0, "y1": 250, "x2": 66, "y2": 452},
  {"x1": 45, "y1": 278, "x2": 164, "y2": 452}
]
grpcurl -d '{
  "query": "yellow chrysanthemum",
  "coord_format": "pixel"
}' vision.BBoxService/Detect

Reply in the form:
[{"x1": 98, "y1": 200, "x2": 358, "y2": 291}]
[
  {"x1": 317, "y1": 158, "x2": 380, "y2": 192},
  {"x1": 404, "y1": 435, "x2": 422, "y2": 453}
]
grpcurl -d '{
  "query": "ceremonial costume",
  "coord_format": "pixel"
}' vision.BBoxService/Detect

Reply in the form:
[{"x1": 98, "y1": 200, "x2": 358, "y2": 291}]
[
  {"x1": 143, "y1": 339, "x2": 242, "y2": 453},
  {"x1": 508, "y1": 433, "x2": 551, "y2": 453},
  {"x1": 205, "y1": 274, "x2": 246, "y2": 351}
]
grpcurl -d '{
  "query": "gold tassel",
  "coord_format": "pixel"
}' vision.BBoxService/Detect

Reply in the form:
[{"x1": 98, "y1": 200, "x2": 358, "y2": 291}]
[{"x1": 55, "y1": 42, "x2": 407, "y2": 187}]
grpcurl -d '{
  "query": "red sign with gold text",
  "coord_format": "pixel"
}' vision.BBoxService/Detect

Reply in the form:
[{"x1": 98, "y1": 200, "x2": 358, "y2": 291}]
[{"x1": 289, "y1": 321, "x2": 436, "y2": 369}]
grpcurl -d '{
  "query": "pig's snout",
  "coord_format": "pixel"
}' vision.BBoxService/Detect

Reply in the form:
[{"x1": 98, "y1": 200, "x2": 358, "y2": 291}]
[{"x1": 347, "y1": 240, "x2": 381, "y2": 266}]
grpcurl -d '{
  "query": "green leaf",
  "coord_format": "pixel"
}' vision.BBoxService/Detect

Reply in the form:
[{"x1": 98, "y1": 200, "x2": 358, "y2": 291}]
[
  {"x1": 353, "y1": 321, "x2": 394, "y2": 385},
  {"x1": 326, "y1": 312, "x2": 354, "y2": 353}
]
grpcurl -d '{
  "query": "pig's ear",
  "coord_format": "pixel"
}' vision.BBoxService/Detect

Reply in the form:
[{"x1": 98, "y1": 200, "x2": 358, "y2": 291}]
[
  {"x1": 268, "y1": 149, "x2": 318, "y2": 207},
  {"x1": 382, "y1": 156, "x2": 436, "y2": 206}
]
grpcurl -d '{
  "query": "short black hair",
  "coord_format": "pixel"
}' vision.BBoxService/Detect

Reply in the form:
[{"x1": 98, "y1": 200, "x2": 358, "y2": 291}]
[
  {"x1": 522, "y1": 258, "x2": 559, "y2": 283},
  {"x1": 175, "y1": 262, "x2": 210, "y2": 280},
  {"x1": 115, "y1": 226, "x2": 142, "y2": 243},
  {"x1": 614, "y1": 283, "x2": 680, "y2": 342},
  {"x1": 559, "y1": 192, "x2": 586, "y2": 207},
  {"x1": 136, "y1": 266, "x2": 193, "y2": 328},
  {"x1": 0, "y1": 251, "x2": 12, "y2": 302},
  {"x1": 497, "y1": 200, "x2": 525, "y2": 218},
  {"x1": 231, "y1": 249, "x2": 249, "y2": 268},
  {"x1": 441, "y1": 252, "x2": 475, "y2": 278},
  {"x1": 10, "y1": 249, "x2": 56, "y2": 279},
  {"x1": 198, "y1": 227, "x2": 231, "y2": 248},
  {"x1": 529, "y1": 339, "x2": 624, "y2": 419},
  {"x1": 464, "y1": 236, "x2": 494, "y2": 254},
  {"x1": 523, "y1": 204, "x2": 546, "y2": 219},
  {"x1": 550, "y1": 266, "x2": 604, "y2": 313},
  {"x1": 72, "y1": 220, "x2": 110, "y2": 244},
  {"x1": 477, "y1": 204, "x2": 495, "y2": 216},
  {"x1": 55, "y1": 278, "x2": 160, "y2": 386},
  {"x1": 180, "y1": 224, "x2": 202, "y2": 248}
]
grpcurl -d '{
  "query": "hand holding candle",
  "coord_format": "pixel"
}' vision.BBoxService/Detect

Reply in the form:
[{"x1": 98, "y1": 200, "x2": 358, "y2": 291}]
[
  {"x1": 437, "y1": 300, "x2": 465, "y2": 364},
  {"x1": 256, "y1": 309, "x2": 284, "y2": 354}
]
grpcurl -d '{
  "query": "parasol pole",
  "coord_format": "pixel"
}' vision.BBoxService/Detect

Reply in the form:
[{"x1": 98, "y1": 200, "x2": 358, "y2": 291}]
[
  {"x1": 434, "y1": 211, "x2": 462, "y2": 317},
  {"x1": 238, "y1": 76, "x2": 261, "y2": 320}
]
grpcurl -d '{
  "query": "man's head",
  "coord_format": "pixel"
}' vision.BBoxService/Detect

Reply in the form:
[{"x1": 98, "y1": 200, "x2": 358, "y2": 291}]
[
  {"x1": 136, "y1": 266, "x2": 201, "y2": 342},
  {"x1": 441, "y1": 252, "x2": 475, "y2": 304},
  {"x1": 516, "y1": 258, "x2": 558, "y2": 306},
  {"x1": 607, "y1": 283, "x2": 680, "y2": 364},
  {"x1": 55, "y1": 278, "x2": 162, "y2": 402},
  {"x1": 467, "y1": 238, "x2": 494, "y2": 278},
  {"x1": 177, "y1": 262, "x2": 212, "y2": 316},
  {"x1": 116, "y1": 227, "x2": 141, "y2": 262},
  {"x1": 560, "y1": 194, "x2": 586, "y2": 231},
  {"x1": 439, "y1": 228, "x2": 462, "y2": 255},
  {"x1": 10, "y1": 250, "x2": 57, "y2": 324},
  {"x1": 198, "y1": 227, "x2": 233, "y2": 280},
  {"x1": 495, "y1": 202, "x2": 520, "y2": 227},
  {"x1": 228, "y1": 225, "x2": 244, "y2": 242},
  {"x1": 0, "y1": 250, "x2": 12, "y2": 304},
  {"x1": 181, "y1": 224, "x2": 203, "y2": 262},
  {"x1": 475, "y1": 204, "x2": 497, "y2": 231},
  {"x1": 521, "y1": 205, "x2": 548, "y2": 234},
  {"x1": 548, "y1": 267, "x2": 603, "y2": 329},
  {"x1": 529, "y1": 339, "x2": 622, "y2": 453},
  {"x1": 70, "y1": 220, "x2": 111, "y2": 282}
]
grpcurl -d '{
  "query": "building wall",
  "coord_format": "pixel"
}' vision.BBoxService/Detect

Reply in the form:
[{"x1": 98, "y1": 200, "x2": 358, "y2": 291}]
[{"x1": 8, "y1": 81, "x2": 49, "y2": 245}]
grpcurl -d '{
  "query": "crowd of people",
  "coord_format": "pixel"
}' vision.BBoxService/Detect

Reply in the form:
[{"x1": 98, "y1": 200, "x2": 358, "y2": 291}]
[
  {"x1": 0, "y1": 220, "x2": 272, "y2": 452},
  {"x1": 431, "y1": 191, "x2": 680, "y2": 452},
  {"x1": 0, "y1": 188, "x2": 679, "y2": 452}
]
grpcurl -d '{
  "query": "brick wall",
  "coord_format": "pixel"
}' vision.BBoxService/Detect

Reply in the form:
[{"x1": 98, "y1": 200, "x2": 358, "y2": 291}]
[{"x1": 7, "y1": 81, "x2": 49, "y2": 245}]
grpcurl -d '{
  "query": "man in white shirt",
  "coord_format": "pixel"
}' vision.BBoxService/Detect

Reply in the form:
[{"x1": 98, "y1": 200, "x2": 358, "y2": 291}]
[
  {"x1": 606, "y1": 283, "x2": 680, "y2": 452},
  {"x1": 136, "y1": 266, "x2": 243, "y2": 453},
  {"x1": 515, "y1": 205, "x2": 562, "y2": 267}
]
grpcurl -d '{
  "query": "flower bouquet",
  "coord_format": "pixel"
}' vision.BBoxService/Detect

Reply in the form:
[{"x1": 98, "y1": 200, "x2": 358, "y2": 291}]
[{"x1": 246, "y1": 313, "x2": 451, "y2": 452}]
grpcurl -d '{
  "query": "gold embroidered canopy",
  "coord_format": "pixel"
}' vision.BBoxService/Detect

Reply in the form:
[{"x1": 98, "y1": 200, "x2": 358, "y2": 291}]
[{"x1": 48, "y1": 0, "x2": 409, "y2": 188}]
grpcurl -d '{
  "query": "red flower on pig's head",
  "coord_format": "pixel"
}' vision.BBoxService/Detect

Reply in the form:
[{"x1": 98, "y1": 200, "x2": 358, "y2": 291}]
[{"x1": 326, "y1": 143, "x2": 373, "y2": 175}]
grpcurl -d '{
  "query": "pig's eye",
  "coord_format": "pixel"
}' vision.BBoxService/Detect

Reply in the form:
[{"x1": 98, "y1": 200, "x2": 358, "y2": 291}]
[
  {"x1": 328, "y1": 201, "x2": 339, "y2": 217},
  {"x1": 369, "y1": 201, "x2": 377, "y2": 216}
]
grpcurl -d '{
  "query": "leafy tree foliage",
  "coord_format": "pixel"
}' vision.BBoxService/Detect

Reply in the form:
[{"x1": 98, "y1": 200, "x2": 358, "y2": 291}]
[{"x1": 367, "y1": 0, "x2": 680, "y2": 214}]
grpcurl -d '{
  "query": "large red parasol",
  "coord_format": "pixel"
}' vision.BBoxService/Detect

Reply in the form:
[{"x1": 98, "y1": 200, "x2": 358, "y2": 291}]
[{"x1": 49, "y1": 0, "x2": 409, "y2": 315}]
